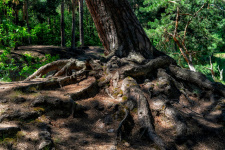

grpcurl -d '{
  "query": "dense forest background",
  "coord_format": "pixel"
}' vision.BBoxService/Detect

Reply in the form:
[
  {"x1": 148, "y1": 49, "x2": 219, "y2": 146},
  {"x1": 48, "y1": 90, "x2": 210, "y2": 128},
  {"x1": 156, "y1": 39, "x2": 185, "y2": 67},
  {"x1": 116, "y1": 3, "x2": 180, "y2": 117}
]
[{"x1": 0, "y1": 0, "x2": 225, "y2": 83}]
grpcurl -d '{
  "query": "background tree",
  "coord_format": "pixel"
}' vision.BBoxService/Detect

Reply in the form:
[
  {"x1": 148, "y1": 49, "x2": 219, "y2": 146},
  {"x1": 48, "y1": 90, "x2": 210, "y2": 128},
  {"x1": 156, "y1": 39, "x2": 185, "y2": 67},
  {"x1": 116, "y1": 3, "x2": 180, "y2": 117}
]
[
  {"x1": 61, "y1": 0, "x2": 65, "y2": 47},
  {"x1": 71, "y1": 0, "x2": 77, "y2": 49},
  {"x1": 79, "y1": 0, "x2": 84, "y2": 47}
]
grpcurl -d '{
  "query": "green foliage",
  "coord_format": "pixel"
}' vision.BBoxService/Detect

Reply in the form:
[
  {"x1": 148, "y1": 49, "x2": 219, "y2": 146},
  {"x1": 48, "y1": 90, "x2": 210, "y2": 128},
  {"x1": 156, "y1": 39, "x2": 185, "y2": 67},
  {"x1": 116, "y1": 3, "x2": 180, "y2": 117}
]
[
  {"x1": 140, "y1": 0, "x2": 225, "y2": 59},
  {"x1": 19, "y1": 53, "x2": 59, "y2": 78},
  {"x1": 0, "y1": 1, "x2": 30, "y2": 48},
  {"x1": 0, "y1": 48, "x2": 59, "y2": 82},
  {"x1": 30, "y1": 23, "x2": 59, "y2": 45},
  {"x1": 137, "y1": 0, "x2": 225, "y2": 84},
  {"x1": 0, "y1": 0, "x2": 101, "y2": 49}
]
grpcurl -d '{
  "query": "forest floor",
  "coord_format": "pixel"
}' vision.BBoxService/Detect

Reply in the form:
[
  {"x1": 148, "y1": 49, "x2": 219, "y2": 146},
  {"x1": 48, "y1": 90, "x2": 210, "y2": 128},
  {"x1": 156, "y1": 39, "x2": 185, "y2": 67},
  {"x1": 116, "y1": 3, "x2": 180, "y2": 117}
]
[
  {"x1": 0, "y1": 46, "x2": 225, "y2": 150},
  {"x1": 4, "y1": 45, "x2": 105, "y2": 61}
]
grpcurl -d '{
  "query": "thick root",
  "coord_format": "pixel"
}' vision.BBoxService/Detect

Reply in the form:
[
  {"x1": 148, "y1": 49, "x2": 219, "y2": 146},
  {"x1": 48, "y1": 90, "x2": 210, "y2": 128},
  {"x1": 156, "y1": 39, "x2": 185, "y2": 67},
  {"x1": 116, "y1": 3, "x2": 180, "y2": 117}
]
[
  {"x1": 169, "y1": 65, "x2": 225, "y2": 97},
  {"x1": 121, "y1": 77, "x2": 167, "y2": 150},
  {"x1": 10, "y1": 54, "x2": 224, "y2": 150},
  {"x1": 120, "y1": 56, "x2": 176, "y2": 78},
  {"x1": 25, "y1": 59, "x2": 86, "y2": 81}
]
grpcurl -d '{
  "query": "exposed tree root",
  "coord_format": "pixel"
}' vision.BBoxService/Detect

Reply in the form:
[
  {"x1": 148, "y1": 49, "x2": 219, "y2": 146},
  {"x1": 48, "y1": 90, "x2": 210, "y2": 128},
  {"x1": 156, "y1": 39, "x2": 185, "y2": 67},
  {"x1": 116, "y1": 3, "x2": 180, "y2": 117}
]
[
  {"x1": 70, "y1": 78, "x2": 99, "y2": 100},
  {"x1": 11, "y1": 54, "x2": 225, "y2": 150},
  {"x1": 169, "y1": 65, "x2": 225, "y2": 97},
  {"x1": 25, "y1": 59, "x2": 86, "y2": 81},
  {"x1": 121, "y1": 56, "x2": 176, "y2": 77},
  {"x1": 116, "y1": 107, "x2": 130, "y2": 140},
  {"x1": 121, "y1": 77, "x2": 167, "y2": 149}
]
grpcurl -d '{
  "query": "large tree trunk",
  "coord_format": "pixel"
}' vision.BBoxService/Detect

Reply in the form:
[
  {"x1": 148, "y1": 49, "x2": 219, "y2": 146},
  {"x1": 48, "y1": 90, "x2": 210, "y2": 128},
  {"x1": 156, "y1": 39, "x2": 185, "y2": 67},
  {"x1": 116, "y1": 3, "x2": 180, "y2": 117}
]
[{"x1": 85, "y1": 0, "x2": 154, "y2": 62}]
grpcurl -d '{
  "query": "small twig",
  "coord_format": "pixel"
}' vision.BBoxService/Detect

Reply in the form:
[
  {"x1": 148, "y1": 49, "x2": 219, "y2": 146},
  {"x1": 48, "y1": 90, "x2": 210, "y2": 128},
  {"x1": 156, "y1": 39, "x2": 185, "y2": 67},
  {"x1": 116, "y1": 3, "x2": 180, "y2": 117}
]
[{"x1": 174, "y1": 7, "x2": 179, "y2": 37}]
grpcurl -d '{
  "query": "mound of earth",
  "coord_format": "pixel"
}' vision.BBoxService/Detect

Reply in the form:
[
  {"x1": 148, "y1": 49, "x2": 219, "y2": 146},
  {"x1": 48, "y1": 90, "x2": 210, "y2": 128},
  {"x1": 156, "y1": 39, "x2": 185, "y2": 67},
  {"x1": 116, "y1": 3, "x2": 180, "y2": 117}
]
[{"x1": 0, "y1": 46, "x2": 225, "y2": 150}]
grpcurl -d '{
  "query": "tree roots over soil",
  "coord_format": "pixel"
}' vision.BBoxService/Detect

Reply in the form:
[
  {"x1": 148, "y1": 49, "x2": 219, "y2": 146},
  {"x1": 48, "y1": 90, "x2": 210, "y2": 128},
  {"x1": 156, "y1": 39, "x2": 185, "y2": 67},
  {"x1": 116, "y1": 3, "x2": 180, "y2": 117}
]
[{"x1": 1, "y1": 54, "x2": 225, "y2": 150}]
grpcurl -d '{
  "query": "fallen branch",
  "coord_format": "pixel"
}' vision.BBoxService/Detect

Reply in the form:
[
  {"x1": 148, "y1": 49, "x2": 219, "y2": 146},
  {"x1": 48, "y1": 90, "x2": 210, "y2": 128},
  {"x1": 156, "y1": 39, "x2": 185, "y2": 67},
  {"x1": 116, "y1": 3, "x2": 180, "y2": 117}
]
[
  {"x1": 218, "y1": 65, "x2": 223, "y2": 81},
  {"x1": 205, "y1": 56, "x2": 216, "y2": 81}
]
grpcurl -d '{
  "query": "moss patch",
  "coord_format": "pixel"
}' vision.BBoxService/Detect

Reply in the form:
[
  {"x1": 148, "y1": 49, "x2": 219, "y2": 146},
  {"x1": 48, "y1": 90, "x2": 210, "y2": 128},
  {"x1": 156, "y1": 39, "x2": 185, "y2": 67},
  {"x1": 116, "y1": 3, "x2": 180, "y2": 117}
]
[
  {"x1": 122, "y1": 96, "x2": 128, "y2": 102},
  {"x1": 33, "y1": 107, "x2": 45, "y2": 112},
  {"x1": 16, "y1": 131, "x2": 26, "y2": 139},
  {"x1": 7, "y1": 90, "x2": 24, "y2": 100}
]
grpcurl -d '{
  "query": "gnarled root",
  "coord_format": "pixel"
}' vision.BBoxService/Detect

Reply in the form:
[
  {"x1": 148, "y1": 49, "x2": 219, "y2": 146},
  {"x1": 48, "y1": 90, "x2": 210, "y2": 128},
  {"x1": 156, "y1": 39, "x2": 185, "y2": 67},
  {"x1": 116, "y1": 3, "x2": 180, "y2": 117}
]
[
  {"x1": 116, "y1": 108, "x2": 133, "y2": 141},
  {"x1": 121, "y1": 77, "x2": 167, "y2": 150},
  {"x1": 120, "y1": 56, "x2": 176, "y2": 78},
  {"x1": 25, "y1": 59, "x2": 86, "y2": 81},
  {"x1": 169, "y1": 65, "x2": 225, "y2": 97},
  {"x1": 14, "y1": 54, "x2": 225, "y2": 149}
]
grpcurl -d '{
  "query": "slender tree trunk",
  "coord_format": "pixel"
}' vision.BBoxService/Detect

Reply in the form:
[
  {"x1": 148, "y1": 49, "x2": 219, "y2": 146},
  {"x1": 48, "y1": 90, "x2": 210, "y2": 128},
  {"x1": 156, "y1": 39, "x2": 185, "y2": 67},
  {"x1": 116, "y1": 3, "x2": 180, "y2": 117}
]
[
  {"x1": 13, "y1": 2, "x2": 19, "y2": 50},
  {"x1": 85, "y1": 0, "x2": 154, "y2": 62},
  {"x1": 48, "y1": 17, "x2": 50, "y2": 29},
  {"x1": 71, "y1": 0, "x2": 76, "y2": 49},
  {"x1": 61, "y1": 0, "x2": 65, "y2": 47},
  {"x1": 23, "y1": 0, "x2": 26, "y2": 21},
  {"x1": 90, "y1": 19, "x2": 93, "y2": 39},
  {"x1": 79, "y1": 0, "x2": 84, "y2": 47},
  {"x1": 53, "y1": 18, "x2": 55, "y2": 34},
  {"x1": 14, "y1": 4, "x2": 19, "y2": 26},
  {"x1": 85, "y1": 2, "x2": 89, "y2": 37},
  {"x1": 26, "y1": 0, "x2": 31, "y2": 44}
]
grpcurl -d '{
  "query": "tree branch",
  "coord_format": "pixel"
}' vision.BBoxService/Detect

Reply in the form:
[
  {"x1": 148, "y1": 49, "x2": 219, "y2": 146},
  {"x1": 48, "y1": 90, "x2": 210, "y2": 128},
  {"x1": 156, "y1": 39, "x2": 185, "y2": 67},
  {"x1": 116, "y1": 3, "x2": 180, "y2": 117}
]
[{"x1": 182, "y1": 3, "x2": 206, "y2": 45}]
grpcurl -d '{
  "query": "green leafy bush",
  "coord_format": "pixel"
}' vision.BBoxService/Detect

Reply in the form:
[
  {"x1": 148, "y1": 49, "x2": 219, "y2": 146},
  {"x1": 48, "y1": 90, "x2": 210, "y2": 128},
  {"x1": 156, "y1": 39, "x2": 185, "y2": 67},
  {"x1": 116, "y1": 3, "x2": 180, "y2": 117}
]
[
  {"x1": 19, "y1": 53, "x2": 60, "y2": 78},
  {"x1": 0, "y1": 49, "x2": 59, "y2": 82}
]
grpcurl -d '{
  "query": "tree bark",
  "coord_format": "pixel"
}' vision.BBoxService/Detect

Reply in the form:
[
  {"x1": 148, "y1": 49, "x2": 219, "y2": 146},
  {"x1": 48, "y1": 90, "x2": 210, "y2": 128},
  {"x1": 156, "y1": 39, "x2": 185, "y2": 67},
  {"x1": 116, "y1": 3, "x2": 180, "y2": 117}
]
[
  {"x1": 79, "y1": 0, "x2": 84, "y2": 47},
  {"x1": 71, "y1": 0, "x2": 76, "y2": 49},
  {"x1": 61, "y1": 0, "x2": 65, "y2": 47},
  {"x1": 85, "y1": 0, "x2": 154, "y2": 61}
]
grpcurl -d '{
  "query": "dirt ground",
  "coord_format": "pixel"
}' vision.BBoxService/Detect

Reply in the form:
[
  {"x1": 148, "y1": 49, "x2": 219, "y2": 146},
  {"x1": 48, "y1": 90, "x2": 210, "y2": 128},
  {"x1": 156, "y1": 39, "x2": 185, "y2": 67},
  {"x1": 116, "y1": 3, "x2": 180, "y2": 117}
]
[
  {"x1": 8, "y1": 45, "x2": 105, "y2": 60},
  {"x1": 0, "y1": 46, "x2": 225, "y2": 150}
]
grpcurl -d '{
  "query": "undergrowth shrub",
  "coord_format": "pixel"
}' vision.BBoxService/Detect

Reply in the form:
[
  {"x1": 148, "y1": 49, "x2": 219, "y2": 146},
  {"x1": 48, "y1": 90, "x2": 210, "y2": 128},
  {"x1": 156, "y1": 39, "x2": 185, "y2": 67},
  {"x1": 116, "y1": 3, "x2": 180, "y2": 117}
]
[{"x1": 0, "y1": 49, "x2": 59, "y2": 82}]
